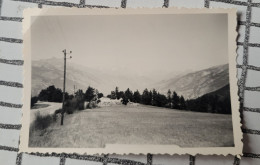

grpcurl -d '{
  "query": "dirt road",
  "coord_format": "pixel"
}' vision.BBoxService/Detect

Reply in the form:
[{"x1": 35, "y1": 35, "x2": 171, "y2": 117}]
[{"x1": 30, "y1": 101, "x2": 62, "y2": 123}]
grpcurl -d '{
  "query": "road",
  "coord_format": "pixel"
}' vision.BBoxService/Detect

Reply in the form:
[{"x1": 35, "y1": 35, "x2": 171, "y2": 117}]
[{"x1": 30, "y1": 101, "x2": 62, "y2": 123}]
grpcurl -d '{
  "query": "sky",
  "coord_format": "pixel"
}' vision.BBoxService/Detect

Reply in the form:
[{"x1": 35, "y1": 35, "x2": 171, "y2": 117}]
[{"x1": 31, "y1": 13, "x2": 228, "y2": 76}]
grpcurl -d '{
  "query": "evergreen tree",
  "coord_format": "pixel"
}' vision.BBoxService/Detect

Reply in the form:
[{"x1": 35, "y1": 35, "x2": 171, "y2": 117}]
[
  {"x1": 141, "y1": 88, "x2": 152, "y2": 105},
  {"x1": 125, "y1": 88, "x2": 133, "y2": 102},
  {"x1": 121, "y1": 94, "x2": 129, "y2": 105},
  {"x1": 165, "y1": 89, "x2": 172, "y2": 108},
  {"x1": 157, "y1": 93, "x2": 167, "y2": 107},
  {"x1": 115, "y1": 87, "x2": 120, "y2": 99},
  {"x1": 172, "y1": 91, "x2": 180, "y2": 109},
  {"x1": 149, "y1": 90, "x2": 153, "y2": 105},
  {"x1": 167, "y1": 89, "x2": 172, "y2": 103},
  {"x1": 118, "y1": 91, "x2": 124, "y2": 99},
  {"x1": 133, "y1": 90, "x2": 141, "y2": 103},
  {"x1": 85, "y1": 86, "x2": 95, "y2": 102},
  {"x1": 151, "y1": 89, "x2": 158, "y2": 106},
  {"x1": 179, "y1": 95, "x2": 186, "y2": 110}
]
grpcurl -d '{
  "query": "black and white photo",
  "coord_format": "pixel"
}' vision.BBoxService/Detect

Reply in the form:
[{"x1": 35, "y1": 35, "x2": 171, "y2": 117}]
[{"x1": 21, "y1": 8, "x2": 241, "y2": 155}]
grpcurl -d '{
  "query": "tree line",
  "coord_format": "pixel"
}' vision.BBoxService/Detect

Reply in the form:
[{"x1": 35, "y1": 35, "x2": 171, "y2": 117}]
[
  {"x1": 186, "y1": 85, "x2": 231, "y2": 114},
  {"x1": 31, "y1": 85, "x2": 231, "y2": 114},
  {"x1": 108, "y1": 86, "x2": 231, "y2": 114},
  {"x1": 107, "y1": 87, "x2": 186, "y2": 109},
  {"x1": 31, "y1": 85, "x2": 103, "y2": 113}
]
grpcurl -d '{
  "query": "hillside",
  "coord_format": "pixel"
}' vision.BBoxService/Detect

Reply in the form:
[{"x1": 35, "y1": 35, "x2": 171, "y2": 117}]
[
  {"x1": 154, "y1": 64, "x2": 229, "y2": 99},
  {"x1": 32, "y1": 58, "x2": 104, "y2": 96},
  {"x1": 187, "y1": 84, "x2": 231, "y2": 114},
  {"x1": 31, "y1": 58, "x2": 153, "y2": 96},
  {"x1": 32, "y1": 58, "x2": 229, "y2": 100}
]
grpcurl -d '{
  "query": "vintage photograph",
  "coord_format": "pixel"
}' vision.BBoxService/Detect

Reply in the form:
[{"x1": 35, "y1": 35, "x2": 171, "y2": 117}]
[{"x1": 21, "y1": 8, "x2": 241, "y2": 155}]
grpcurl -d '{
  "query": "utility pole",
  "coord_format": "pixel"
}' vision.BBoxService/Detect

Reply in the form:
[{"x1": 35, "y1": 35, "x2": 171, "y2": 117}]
[{"x1": 61, "y1": 49, "x2": 72, "y2": 126}]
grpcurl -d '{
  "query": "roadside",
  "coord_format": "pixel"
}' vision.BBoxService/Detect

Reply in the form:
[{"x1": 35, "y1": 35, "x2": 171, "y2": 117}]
[{"x1": 30, "y1": 101, "x2": 62, "y2": 124}]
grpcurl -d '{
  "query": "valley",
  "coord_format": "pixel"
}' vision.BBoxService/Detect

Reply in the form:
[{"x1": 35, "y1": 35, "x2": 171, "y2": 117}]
[{"x1": 32, "y1": 58, "x2": 229, "y2": 99}]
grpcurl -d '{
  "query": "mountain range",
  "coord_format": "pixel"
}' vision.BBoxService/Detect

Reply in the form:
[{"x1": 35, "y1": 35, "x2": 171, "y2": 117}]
[
  {"x1": 31, "y1": 58, "x2": 153, "y2": 96},
  {"x1": 154, "y1": 64, "x2": 229, "y2": 99},
  {"x1": 32, "y1": 58, "x2": 229, "y2": 99}
]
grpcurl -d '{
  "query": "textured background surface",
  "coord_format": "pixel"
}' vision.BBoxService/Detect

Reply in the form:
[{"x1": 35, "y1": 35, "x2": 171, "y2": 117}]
[{"x1": 0, "y1": 0, "x2": 260, "y2": 164}]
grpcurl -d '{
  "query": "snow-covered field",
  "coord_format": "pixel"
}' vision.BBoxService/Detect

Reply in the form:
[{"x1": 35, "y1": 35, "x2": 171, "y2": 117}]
[{"x1": 30, "y1": 101, "x2": 62, "y2": 123}]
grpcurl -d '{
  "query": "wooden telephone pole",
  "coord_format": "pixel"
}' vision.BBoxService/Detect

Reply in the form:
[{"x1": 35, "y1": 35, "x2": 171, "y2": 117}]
[{"x1": 61, "y1": 49, "x2": 72, "y2": 125}]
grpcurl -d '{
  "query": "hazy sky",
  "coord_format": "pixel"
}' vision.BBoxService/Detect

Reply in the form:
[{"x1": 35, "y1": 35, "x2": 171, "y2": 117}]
[{"x1": 31, "y1": 14, "x2": 228, "y2": 75}]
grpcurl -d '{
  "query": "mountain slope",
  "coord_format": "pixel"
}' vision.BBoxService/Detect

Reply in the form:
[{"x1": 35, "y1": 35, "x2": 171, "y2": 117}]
[
  {"x1": 31, "y1": 58, "x2": 153, "y2": 96},
  {"x1": 32, "y1": 58, "x2": 103, "y2": 96},
  {"x1": 186, "y1": 84, "x2": 231, "y2": 114},
  {"x1": 32, "y1": 58, "x2": 229, "y2": 100},
  {"x1": 154, "y1": 64, "x2": 229, "y2": 99}
]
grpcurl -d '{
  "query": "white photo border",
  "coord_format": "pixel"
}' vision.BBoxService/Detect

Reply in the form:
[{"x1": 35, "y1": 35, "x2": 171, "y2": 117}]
[{"x1": 20, "y1": 7, "x2": 242, "y2": 156}]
